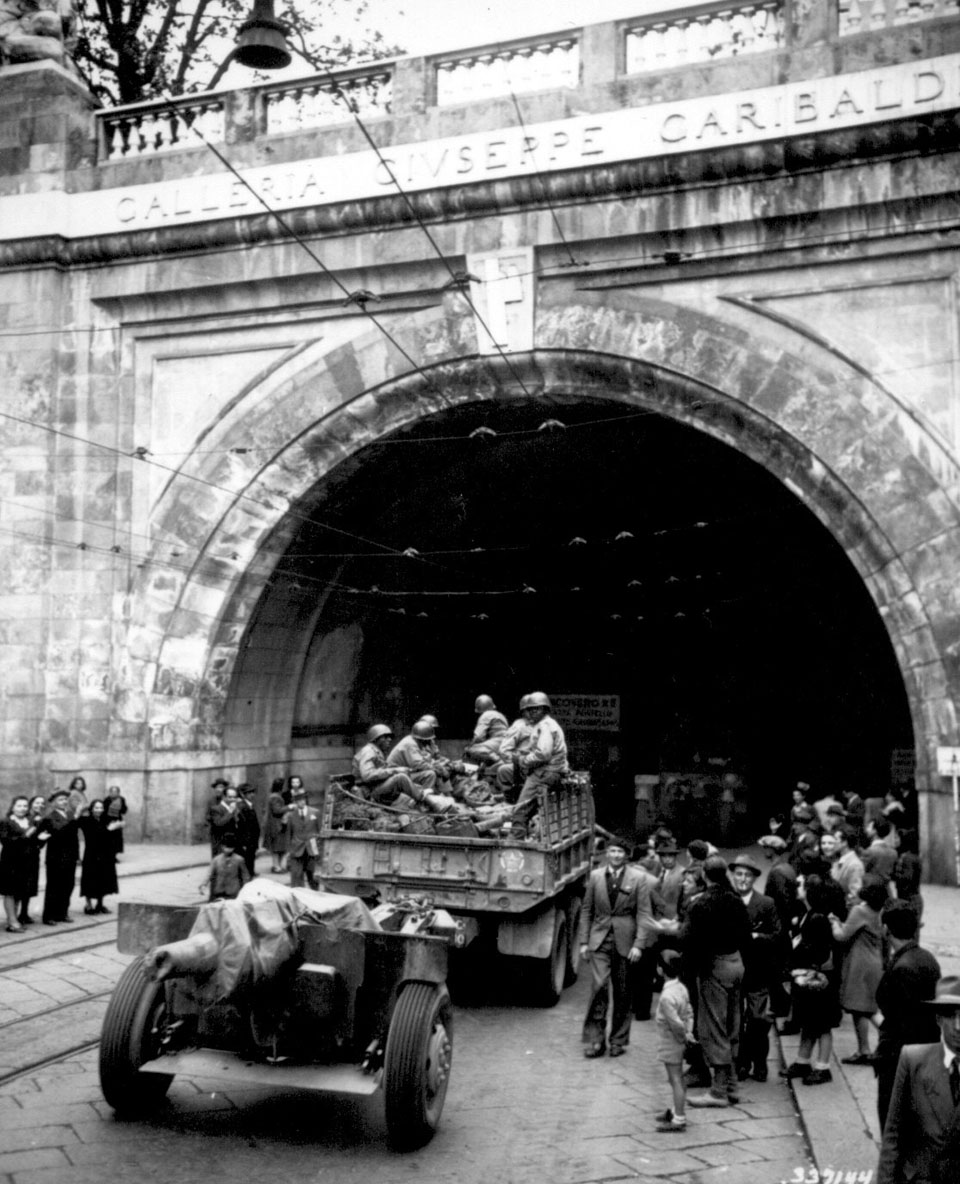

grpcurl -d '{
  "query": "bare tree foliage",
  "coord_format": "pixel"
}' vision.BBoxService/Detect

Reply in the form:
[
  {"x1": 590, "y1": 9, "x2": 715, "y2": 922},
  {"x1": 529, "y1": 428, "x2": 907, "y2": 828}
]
[{"x1": 73, "y1": 1, "x2": 399, "y2": 106}]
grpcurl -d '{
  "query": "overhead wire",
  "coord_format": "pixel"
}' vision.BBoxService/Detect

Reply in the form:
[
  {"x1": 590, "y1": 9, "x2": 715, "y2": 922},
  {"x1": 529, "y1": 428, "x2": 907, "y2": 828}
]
[
  {"x1": 497, "y1": 42, "x2": 582, "y2": 270},
  {"x1": 0, "y1": 403, "x2": 457, "y2": 575},
  {"x1": 318, "y1": 66, "x2": 542, "y2": 398},
  {"x1": 3, "y1": 198, "x2": 959, "y2": 341}
]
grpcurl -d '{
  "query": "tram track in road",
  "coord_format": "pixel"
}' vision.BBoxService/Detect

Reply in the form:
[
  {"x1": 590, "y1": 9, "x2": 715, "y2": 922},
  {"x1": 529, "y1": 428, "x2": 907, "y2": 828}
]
[{"x1": 0, "y1": 989, "x2": 112, "y2": 1087}]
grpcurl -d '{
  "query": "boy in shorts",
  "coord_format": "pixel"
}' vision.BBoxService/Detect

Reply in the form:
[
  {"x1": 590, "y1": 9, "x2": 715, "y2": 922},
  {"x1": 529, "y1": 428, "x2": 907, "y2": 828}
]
[{"x1": 655, "y1": 949, "x2": 695, "y2": 1132}]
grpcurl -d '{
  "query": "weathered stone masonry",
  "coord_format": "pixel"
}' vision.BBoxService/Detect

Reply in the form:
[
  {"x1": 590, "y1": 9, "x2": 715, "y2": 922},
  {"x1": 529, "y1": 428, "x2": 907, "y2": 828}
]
[{"x1": 1, "y1": 4, "x2": 960, "y2": 878}]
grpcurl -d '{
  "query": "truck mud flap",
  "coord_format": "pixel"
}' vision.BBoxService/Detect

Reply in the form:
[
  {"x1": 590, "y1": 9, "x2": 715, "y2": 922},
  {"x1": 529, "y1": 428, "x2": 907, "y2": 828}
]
[{"x1": 495, "y1": 907, "x2": 557, "y2": 959}]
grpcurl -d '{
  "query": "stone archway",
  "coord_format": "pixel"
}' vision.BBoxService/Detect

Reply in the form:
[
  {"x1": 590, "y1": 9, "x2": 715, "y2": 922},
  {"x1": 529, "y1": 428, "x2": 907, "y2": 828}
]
[{"x1": 121, "y1": 293, "x2": 960, "y2": 877}]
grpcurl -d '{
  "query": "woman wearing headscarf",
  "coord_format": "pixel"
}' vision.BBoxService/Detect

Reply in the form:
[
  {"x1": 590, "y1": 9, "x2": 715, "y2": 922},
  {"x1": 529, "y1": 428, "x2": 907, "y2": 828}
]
[{"x1": 78, "y1": 800, "x2": 121, "y2": 914}]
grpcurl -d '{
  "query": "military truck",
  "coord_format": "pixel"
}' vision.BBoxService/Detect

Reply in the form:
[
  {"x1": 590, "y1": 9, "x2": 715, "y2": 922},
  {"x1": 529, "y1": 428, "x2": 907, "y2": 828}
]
[{"x1": 319, "y1": 772, "x2": 595, "y2": 1004}]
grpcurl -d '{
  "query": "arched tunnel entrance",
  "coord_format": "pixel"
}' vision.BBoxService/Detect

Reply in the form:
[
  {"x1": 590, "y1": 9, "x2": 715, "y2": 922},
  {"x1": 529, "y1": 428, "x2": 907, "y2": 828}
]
[{"x1": 226, "y1": 390, "x2": 914, "y2": 843}]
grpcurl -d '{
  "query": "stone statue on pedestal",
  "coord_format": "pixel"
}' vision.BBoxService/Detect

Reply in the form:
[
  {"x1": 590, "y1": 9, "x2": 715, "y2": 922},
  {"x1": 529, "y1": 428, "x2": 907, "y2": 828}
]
[{"x1": 0, "y1": 0, "x2": 77, "y2": 67}]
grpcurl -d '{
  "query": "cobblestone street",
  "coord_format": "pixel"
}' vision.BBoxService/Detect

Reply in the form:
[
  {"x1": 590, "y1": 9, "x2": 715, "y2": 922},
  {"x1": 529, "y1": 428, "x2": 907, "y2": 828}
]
[
  {"x1": 0, "y1": 850, "x2": 817, "y2": 1184},
  {"x1": 0, "y1": 969, "x2": 809, "y2": 1184}
]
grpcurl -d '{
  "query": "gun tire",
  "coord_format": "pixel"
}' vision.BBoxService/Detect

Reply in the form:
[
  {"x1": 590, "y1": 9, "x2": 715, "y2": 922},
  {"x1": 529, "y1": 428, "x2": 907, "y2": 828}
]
[
  {"x1": 384, "y1": 981, "x2": 453, "y2": 1149},
  {"x1": 99, "y1": 956, "x2": 173, "y2": 1115}
]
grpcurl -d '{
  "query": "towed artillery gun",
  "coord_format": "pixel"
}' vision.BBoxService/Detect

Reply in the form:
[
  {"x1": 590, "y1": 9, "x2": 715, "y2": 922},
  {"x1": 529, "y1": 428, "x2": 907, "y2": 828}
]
[{"x1": 99, "y1": 880, "x2": 461, "y2": 1149}]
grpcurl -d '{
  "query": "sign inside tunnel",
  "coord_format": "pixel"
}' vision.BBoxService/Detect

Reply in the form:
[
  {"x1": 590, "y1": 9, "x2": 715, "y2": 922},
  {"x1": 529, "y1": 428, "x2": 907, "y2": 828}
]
[
  {"x1": 551, "y1": 694, "x2": 620, "y2": 733},
  {"x1": 1, "y1": 53, "x2": 959, "y2": 241}
]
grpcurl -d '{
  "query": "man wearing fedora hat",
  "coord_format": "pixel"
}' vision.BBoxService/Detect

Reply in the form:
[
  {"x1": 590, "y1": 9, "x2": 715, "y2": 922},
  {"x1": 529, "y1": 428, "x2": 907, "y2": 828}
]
[
  {"x1": 579, "y1": 834, "x2": 658, "y2": 1058},
  {"x1": 877, "y1": 974, "x2": 960, "y2": 1183},
  {"x1": 730, "y1": 852, "x2": 781, "y2": 1083}
]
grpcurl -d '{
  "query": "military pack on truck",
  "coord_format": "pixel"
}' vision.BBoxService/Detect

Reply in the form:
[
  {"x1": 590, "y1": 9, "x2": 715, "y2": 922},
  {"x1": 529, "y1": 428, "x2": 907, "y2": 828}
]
[{"x1": 319, "y1": 770, "x2": 596, "y2": 1004}]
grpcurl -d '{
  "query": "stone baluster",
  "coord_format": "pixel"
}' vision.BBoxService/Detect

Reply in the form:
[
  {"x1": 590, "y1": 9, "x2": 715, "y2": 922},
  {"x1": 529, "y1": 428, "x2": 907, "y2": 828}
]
[
  {"x1": 673, "y1": 18, "x2": 690, "y2": 62},
  {"x1": 716, "y1": 11, "x2": 735, "y2": 56},
  {"x1": 735, "y1": 8, "x2": 756, "y2": 53},
  {"x1": 919, "y1": 0, "x2": 934, "y2": 18},
  {"x1": 871, "y1": 0, "x2": 888, "y2": 25},
  {"x1": 106, "y1": 119, "x2": 126, "y2": 160}
]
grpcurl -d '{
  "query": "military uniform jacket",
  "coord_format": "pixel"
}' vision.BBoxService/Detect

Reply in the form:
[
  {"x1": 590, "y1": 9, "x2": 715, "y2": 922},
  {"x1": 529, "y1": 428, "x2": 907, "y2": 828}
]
[
  {"x1": 353, "y1": 742, "x2": 392, "y2": 785},
  {"x1": 386, "y1": 735, "x2": 435, "y2": 774},
  {"x1": 579, "y1": 863, "x2": 658, "y2": 955}
]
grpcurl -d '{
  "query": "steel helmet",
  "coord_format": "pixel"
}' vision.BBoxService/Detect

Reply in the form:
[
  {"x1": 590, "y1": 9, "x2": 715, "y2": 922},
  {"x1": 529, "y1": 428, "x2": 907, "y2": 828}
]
[
  {"x1": 519, "y1": 694, "x2": 532, "y2": 711},
  {"x1": 526, "y1": 691, "x2": 551, "y2": 710},
  {"x1": 412, "y1": 720, "x2": 436, "y2": 740},
  {"x1": 367, "y1": 723, "x2": 393, "y2": 743},
  {"x1": 474, "y1": 694, "x2": 496, "y2": 713},
  {"x1": 419, "y1": 714, "x2": 439, "y2": 729}
]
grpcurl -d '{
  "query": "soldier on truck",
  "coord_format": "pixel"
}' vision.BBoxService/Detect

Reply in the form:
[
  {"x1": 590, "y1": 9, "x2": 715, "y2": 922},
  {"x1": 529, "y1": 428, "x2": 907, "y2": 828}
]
[
  {"x1": 353, "y1": 724, "x2": 419, "y2": 806},
  {"x1": 511, "y1": 692, "x2": 570, "y2": 837},
  {"x1": 490, "y1": 694, "x2": 536, "y2": 798},
  {"x1": 464, "y1": 694, "x2": 509, "y2": 768},
  {"x1": 357, "y1": 723, "x2": 454, "y2": 814}
]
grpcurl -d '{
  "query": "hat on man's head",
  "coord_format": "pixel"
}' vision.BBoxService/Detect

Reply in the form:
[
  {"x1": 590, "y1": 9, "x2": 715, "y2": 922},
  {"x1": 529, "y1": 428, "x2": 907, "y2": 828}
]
[
  {"x1": 758, "y1": 834, "x2": 787, "y2": 854},
  {"x1": 211, "y1": 777, "x2": 230, "y2": 788},
  {"x1": 604, "y1": 834, "x2": 631, "y2": 853},
  {"x1": 237, "y1": 782, "x2": 254, "y2": 795},
  {"x1": 655, "y1": 838, "x2": 680, "y2": 855},
  {"x1": 924, "y1": 975, "x2": 960, "y2": 1011},
  {"x1": 729, "y1": 852, "x2": 763, "y2": 876}
]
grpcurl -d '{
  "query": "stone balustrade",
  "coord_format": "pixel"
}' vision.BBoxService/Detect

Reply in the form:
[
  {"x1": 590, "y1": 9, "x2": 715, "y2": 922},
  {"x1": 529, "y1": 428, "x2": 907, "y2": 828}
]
[
  {"x1": 264, "y1": 69, "x2": 392, "y2": 134},
  {"x1": 434, "y1": 37, "x2": 579, "y2": 106},
  {"x1": 101, "y1": 96, "x2": 226, "y2": 160},
  {"x1": 625, "y1": 2, "x2": 784, "y2": 74},
  {"x1": 93, "y1": 0, "x2": 958, "y2": 163},
  {"x1": 839, "y1": 0, "x2": 959, "y2": 35}
]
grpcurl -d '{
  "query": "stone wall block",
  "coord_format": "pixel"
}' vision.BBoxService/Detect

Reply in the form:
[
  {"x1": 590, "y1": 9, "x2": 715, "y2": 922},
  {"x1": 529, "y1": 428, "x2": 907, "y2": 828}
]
[
  {"x1": 0, "y1": 662, "x2": 44, "y2": 696},
  {"x1": 920, "y1": 695, "x2": 959, "y2": 742},
  {"x1": 2, "y1": 691, "x2": 45, "y2": 721},
  {"x1": 113, "y1": 688, "x2": 147, "y2": 724},
  {"x1": 40, "y1": 715, "x2": 76, "y2": 751},
  {"x1": 106, "y1": 718, "x2": 148, "y2": 750},
  {"x1": 3, "y1": 717, "x2": 40, "y2": 751}
]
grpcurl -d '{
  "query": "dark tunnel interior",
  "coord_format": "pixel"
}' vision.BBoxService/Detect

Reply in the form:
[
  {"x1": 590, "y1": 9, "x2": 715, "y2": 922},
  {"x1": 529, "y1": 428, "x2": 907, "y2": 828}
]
[{"x1": 270, "y1": 396, "x2": 915, "y2": 837}]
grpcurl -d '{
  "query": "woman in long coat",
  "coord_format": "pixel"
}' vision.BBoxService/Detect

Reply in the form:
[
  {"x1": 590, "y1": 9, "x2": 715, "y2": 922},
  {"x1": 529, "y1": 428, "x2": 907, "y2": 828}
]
[
  {"x1": 78, "y1": 800, "x2": 121, "y2": 914},
  {"x1": 104, "y1": 785, "x2": 128, "y2": 856},
  {"x1": 0, "y1": 796, "x2": 41, "y2": 932},
  {"x1": 263, "y1": 777, "x2": 289, "y2": 873},
  {"x1": 830, "y1": 873, "x2": 886, "y2": 1063}
]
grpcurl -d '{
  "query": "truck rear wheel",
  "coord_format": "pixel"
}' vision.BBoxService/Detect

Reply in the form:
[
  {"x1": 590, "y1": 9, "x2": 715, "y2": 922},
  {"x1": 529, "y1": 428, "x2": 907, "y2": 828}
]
[
  {"x1": 384, "y1": 982, "x2": 453, "y2": 1149},
  {"x1": 99, "y1": 956, "x2": 174, "y2": 1115},
  {"x1": 533, "y1": 912, "x2": 568, "y2": 1006}
]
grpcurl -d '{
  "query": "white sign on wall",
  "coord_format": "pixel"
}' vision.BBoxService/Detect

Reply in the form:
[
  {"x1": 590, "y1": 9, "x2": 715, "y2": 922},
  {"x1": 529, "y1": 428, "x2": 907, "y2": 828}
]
[
  {"x1": 551, "y1": 694, "x2": 621, "y2": 732},
  {"x1": 936, "y1": 746, "x2": 960, "y2": 776},
  {"x1": 1, "y1": 54, "x2": 959, "y2": 242}
]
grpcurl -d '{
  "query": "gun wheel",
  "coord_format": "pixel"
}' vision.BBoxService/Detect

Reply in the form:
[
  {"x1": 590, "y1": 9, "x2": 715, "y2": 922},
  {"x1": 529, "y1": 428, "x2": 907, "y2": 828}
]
[
  {"x1": 384, "y1": 982, "x2": 453, "y2": 1149},
  {"x1": 99, "y1": 956, "x2": 174, "y2": 1115}
]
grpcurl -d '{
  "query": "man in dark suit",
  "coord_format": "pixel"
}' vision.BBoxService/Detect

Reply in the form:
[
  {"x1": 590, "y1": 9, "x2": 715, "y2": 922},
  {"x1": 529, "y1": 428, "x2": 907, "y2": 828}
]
[
  {"x1": 579, "y1": 835, "x2": 658, "y2": 1058},
  {"x1": 877, "y1": 974, "x2": 960, "y2": 1184},
  {"x1": 682, "y1": 856, "x2": 752, "y2": 1106},
  {"x1": 42, "y1": 789, "x2": 79, "y2": 924},
  {"x1": 285, "y1": 782, "x2": 322, "y2": 889},
  {"x1": 730, "y1": 852, "x2": 781, "y2": 1083},
  {"x1": 873, "y1": 901, "x2": 941, "y2": 1129}
]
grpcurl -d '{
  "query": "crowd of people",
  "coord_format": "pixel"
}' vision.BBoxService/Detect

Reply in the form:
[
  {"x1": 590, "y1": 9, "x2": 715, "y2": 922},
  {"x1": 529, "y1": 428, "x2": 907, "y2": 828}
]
[
  {"x1": 577, "y1": 777, "x2": 958, "y2": 1174},
  {"x1": 0, "y1": 777, "x2": 126, "y2": 930}
]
